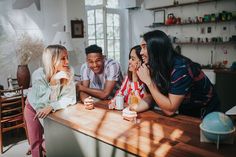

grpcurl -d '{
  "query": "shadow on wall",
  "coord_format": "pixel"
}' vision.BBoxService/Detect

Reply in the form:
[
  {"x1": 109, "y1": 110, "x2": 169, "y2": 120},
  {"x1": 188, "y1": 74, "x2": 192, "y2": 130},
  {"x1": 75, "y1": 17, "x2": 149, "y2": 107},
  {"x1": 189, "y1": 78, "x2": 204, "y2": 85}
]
[{"x1": 0, "y1": 0, "x2": 44, "y2": 88}]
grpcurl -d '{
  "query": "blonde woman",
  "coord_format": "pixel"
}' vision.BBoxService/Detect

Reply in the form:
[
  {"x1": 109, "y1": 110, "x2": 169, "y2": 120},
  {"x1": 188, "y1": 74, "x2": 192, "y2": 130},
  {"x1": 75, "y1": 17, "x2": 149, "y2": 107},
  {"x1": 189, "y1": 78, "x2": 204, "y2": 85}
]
[{"x1": 24, "y1": 45, "x2": 76, "y2": 157}]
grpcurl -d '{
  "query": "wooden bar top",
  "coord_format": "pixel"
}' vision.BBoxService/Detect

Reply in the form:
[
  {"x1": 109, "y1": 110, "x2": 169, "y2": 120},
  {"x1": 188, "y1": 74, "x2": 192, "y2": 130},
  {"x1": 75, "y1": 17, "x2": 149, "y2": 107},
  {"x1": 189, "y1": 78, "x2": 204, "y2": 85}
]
[{"x1": 47, "y1": 101, "x2": 236, "y2": 157}]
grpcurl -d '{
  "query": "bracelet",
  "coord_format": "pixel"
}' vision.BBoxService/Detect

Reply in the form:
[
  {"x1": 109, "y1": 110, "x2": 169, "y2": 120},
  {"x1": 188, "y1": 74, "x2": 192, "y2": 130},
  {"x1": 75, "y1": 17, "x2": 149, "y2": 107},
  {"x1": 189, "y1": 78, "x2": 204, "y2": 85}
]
[{"x1": 146, "y1": 80, "x2": 152, "y2": 87}]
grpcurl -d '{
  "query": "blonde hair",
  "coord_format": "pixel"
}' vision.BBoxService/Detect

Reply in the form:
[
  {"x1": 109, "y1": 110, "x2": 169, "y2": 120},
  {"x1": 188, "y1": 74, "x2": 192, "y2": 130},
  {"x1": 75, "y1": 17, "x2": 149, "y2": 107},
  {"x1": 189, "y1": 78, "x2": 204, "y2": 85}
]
[{"x1": 42, "y1": 45, "x2": 72, "y2": 85}]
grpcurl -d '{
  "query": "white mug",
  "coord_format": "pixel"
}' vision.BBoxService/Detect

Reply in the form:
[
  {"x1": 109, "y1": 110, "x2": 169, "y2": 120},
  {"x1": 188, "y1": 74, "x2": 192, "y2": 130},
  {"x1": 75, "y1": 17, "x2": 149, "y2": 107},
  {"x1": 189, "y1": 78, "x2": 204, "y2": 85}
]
[{"x1": 115, "y1": 95, "x2": 124, "y2": 110}]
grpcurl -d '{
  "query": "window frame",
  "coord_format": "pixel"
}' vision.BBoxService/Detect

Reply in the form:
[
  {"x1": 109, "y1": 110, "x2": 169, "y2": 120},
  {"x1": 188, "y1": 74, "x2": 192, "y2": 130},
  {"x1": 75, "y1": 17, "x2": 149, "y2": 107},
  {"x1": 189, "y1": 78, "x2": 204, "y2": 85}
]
[{"x1": 85, "y1": 1, "x2": 121, "y2": 62}]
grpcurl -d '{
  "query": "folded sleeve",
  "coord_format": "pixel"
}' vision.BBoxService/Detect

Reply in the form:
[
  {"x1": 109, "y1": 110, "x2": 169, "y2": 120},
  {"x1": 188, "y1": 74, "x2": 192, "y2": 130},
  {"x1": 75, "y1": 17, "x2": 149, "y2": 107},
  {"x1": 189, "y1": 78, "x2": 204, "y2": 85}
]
[
  {"x1": 27, "y1": 75, "x2": 51, "y2": 111},
  {"x1": 50, "y1": 80, "x2": 76, "y2": 111}
]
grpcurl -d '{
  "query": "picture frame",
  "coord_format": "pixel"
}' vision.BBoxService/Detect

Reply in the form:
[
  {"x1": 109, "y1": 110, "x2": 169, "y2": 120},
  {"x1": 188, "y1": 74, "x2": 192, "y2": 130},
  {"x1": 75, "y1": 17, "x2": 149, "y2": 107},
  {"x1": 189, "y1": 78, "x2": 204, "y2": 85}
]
[
  {"x1": 71, "y1": 20, "x2": 84, "y2": 38},
  {"x1": 154, "y1": 10, "x2": 165, "y2": 24}
]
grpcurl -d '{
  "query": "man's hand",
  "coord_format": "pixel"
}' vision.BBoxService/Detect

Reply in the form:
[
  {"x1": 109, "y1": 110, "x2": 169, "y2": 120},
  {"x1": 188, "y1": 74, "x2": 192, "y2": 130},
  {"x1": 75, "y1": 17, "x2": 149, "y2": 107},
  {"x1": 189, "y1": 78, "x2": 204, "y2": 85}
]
[
  {"x1": 34, "y1": 106, "x2": 53, "y2": 120},
  {"x1": 77, "y1": 83, "x2": 85, "y2": 92}
]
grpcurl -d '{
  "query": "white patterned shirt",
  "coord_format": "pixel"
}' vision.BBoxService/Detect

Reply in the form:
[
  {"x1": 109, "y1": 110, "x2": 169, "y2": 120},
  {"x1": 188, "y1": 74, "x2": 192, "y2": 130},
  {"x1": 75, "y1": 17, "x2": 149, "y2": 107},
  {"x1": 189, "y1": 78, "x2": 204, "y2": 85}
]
[{"x1": 80, "y1": 58, "x2": 123, "y2": 99}]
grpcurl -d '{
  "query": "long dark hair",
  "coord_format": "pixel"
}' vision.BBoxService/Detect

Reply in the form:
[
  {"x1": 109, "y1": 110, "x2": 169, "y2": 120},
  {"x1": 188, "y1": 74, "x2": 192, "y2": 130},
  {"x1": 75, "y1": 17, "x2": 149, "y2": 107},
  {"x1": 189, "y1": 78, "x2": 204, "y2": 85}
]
[
  {"x1": 127, "y1": 45, "x2": 143, "y2": 80},
  {"x1": 143, "y1": 30, "x2": 178, "y2": 94}
]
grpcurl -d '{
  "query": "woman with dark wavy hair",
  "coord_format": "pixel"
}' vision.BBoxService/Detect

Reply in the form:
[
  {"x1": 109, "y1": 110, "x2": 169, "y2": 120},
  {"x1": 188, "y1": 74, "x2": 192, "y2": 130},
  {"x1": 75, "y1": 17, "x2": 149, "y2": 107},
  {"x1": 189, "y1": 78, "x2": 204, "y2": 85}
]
[
  {"x1": 109, "y1": 45, "x2": 150, "y2": 111},
  {"x1": 137, "y1": 30, "x2": 220, "y2": 118}
]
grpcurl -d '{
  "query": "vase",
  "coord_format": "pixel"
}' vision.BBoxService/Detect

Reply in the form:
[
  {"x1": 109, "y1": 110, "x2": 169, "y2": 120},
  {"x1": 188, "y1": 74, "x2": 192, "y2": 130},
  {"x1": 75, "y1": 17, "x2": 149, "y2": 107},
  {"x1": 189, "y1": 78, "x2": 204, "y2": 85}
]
[{"x1": 17, "y1": 64, "x2": 30, "y2": 89}]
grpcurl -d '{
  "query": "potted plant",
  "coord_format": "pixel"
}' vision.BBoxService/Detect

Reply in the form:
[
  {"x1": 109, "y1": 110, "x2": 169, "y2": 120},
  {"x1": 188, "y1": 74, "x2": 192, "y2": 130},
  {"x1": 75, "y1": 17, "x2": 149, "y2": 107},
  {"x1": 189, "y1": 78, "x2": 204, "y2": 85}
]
[{"x1": 16, "y1": 33, "x2": 44, "y2": 89}]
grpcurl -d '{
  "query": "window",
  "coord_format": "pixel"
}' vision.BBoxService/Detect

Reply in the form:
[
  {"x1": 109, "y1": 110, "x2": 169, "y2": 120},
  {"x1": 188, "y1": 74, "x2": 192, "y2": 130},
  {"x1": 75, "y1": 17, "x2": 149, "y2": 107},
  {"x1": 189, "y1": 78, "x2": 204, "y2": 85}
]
[
  {"x1": 106, "y1": 0, "x2": 118, "y2": 8},
  {"x1": 85, "y1": 0, "x2": 120, "y2": 62},
  {"x1": 107, "y1": 13, "x2": 120, "y2": 60},
  {"x1": 85, "y1": 0, "x2": 102, "y2": 6},
  {"x1": 87, "y1": 9, "x2": 104, "y2": 50}
]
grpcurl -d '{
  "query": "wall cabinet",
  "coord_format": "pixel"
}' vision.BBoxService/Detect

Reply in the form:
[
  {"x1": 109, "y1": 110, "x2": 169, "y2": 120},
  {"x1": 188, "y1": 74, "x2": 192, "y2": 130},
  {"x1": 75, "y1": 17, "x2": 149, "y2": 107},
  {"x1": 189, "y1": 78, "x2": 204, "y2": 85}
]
[
  {"x1": 215, "y1": 70, "x2": 236, "y2": 113},
  {"x1": 119, "y1": 0, "x2": 142, "y2": 9}
]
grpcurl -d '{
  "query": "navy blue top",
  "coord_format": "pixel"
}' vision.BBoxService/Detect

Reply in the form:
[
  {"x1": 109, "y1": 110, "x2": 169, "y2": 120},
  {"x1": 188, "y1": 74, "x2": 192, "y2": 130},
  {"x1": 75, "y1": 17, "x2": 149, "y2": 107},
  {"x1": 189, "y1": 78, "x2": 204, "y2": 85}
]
[{"x1": 169, "y1": 56, "x2": 220, "y2": 118}]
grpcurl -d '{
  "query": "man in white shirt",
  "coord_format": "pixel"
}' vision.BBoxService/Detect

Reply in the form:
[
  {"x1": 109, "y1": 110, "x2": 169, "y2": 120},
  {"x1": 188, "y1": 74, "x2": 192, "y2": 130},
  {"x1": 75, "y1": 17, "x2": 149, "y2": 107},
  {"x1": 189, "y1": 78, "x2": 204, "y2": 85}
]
[{"x1": 78, "y1": 44, "x2": 123, "y2": 103}]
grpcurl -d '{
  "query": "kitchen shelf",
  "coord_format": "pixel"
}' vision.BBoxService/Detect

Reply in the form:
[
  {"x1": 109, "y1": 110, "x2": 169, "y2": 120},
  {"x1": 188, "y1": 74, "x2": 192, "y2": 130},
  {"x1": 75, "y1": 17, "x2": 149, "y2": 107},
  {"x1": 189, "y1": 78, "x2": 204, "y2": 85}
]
[
  {"x1": 174, "y1": 41, "x2": 236, "y2": 45},
  {"x1": 146, "y1": 19, "x2": 236, "y2": 28},
  {"x1": 146, "y1": 0, "x2": 218, "y2": 10}
]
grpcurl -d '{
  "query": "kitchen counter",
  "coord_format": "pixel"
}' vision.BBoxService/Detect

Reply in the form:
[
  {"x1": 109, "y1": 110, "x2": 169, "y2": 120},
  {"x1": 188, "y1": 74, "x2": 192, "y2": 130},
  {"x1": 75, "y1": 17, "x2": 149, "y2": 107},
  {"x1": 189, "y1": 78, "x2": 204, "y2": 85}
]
[
  {"x1": 44, "y1": 101, "x2": 236, "y2": 157},
  {"x1": 202, "y1": 68, "x2": 236, "y2": 112},
  {"x1": 202, "y1": 68, "x2": 236, "y2": 74},
  {"x1": 214, "y1": 69, "x2": 236, "y2": 74}
]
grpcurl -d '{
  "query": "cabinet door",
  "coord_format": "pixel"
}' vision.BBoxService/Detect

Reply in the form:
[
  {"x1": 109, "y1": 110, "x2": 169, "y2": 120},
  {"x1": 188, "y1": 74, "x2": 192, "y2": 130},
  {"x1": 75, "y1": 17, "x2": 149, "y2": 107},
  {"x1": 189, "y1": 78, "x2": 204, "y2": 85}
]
[
  {"x1": 144, "y1": 0, "x2": 173, "y2": 9},
  {"x1": 215, "y1": 72, "x2": 236, "y2": 112}
]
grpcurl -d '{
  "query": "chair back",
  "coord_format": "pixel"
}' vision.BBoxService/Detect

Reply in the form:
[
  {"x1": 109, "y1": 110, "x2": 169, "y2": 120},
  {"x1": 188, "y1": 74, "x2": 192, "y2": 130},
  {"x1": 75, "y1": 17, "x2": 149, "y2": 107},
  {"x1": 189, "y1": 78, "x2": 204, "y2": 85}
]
[
  {"x1": 0, "y1": 87, "x2": 25, "y2": 132},
  {"x1": 0, "y1": 86, "x2": 27, "y2": 153},
  {"x1": 7, "y1": 78, "x2": 19, "y2": 89}
]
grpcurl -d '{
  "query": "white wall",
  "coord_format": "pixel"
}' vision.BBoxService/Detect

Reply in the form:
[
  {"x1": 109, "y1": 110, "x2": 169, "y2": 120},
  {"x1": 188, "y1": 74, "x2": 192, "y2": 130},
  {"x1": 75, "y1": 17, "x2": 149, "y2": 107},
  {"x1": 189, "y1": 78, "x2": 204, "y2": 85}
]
[
  {"x1": 0, "y1": 0, "x2": 85, "y2": 88},
  {"x1": 129, "y1": 0, "x2": 236, "y2": 67},
  {"x1": 66, "y1": 0, "x2": 86, "y2": 74}
]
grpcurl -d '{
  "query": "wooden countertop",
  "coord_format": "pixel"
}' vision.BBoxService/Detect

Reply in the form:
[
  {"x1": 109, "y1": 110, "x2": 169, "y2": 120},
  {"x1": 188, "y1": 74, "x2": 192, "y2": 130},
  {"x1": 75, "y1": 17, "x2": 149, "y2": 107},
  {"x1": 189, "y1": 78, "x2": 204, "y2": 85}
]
[{"x1": 47, "y1": 101, "x2": 236, "y2": 157}]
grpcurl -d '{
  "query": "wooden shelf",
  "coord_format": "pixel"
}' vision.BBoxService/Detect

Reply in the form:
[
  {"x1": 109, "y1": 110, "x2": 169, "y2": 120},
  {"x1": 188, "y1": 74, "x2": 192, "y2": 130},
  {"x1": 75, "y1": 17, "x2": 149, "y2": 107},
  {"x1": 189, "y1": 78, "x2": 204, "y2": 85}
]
[
  {"x1": 174, "y1": 41, "x2": 235, "y2": 45},
  {"x1": 146, "y1": 0, "x2": 218, "y2": 10},
  {"x1": 147, "y1": 19, "x2": 236, "y2": 28}
]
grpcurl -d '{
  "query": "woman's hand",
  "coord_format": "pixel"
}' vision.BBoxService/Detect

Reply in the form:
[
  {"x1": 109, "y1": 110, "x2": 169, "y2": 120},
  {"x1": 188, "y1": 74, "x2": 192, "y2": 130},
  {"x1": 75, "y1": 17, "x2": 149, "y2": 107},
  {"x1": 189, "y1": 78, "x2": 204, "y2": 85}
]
[
  {"x1": 84, "y1": 96, "x2": 94, "y2": 110},
  {"x1": 108, "y1": 99, "x2": 116, "y2": 109},
  {"x1": 137, "y1": 64, "x2": 152, "y2": 86},
  {"x1": 34, "y1": 106, "x2": 53, "y2": 120}
]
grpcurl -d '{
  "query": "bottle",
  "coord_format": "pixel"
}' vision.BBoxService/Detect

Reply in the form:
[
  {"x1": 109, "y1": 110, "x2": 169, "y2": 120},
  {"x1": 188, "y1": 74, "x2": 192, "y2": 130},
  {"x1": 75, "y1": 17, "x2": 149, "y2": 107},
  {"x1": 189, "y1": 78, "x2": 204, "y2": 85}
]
[
  {"x1": 210, "y1": 50, "x2": 214, "y2": 68},
  {"x1": 223, "y1": 50, "x2": 228, "y2": 67},
  {"x1": 8, "y1": 77, "x2": 13, "y2": 90}
]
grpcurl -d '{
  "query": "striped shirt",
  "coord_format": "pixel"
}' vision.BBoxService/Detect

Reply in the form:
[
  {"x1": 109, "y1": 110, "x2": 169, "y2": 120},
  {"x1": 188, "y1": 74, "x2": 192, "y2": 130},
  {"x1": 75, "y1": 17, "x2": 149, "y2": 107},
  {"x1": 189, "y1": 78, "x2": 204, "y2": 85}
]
[
  {"x1": 80, "y1": 58, "x2": 123, "y2": 99},
  {"x1": 112, "y1": 76, "x2": 145, "y2": 103},
  {"x1": 169, "y1": 56, "x2": 220, "y2": 117}
]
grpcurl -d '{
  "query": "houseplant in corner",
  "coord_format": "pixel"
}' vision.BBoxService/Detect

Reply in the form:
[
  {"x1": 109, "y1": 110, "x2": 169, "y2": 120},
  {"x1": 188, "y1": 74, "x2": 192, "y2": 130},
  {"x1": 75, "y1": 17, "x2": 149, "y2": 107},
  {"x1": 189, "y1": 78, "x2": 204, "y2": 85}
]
[{"x1": 16, "y1": 33, "x2": 44, "y2": 89}]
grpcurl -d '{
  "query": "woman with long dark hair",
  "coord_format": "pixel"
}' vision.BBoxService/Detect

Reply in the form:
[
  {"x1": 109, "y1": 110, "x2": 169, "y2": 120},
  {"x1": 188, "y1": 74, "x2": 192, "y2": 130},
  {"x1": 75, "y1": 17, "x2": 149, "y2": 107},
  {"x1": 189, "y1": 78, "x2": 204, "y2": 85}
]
[
  {"x1": 109, "y1": 45, "x2": 151, "y2": 111},
  {"x1": 137, "y1": 30, "x2": 220, "y2": 118}
]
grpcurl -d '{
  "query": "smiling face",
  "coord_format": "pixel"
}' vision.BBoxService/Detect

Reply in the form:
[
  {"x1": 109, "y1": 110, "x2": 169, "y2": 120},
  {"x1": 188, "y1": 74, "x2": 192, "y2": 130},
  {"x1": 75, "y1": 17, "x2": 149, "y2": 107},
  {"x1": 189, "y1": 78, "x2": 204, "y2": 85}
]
[
  {"x1": 56, "y1": 50, "x2": 69, "y2": 72},
  {"x1": 128, "y1": 49, "x2": 141, "y2": 72},
  {"x1": 86, "y1": 53, "x2": 104, "y2": 74},
  {"x1": 140, "y1": 39, "x2": 149, "y2": 64}
]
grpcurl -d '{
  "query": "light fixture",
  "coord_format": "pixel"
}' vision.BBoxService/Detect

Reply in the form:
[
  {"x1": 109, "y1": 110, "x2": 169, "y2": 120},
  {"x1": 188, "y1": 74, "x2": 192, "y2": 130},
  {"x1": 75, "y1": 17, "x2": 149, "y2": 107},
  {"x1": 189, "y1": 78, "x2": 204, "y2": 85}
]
[{"x1": 52, "y1": 31, "x2": 73, "y2": 51}]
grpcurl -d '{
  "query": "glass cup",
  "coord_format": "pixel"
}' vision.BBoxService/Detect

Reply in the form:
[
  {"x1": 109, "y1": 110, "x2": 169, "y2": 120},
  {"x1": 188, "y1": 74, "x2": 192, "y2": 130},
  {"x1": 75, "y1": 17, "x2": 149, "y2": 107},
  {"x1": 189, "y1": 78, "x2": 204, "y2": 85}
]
[{"x1": 115, "y1": 95, "x2": 124, "y2": 110}]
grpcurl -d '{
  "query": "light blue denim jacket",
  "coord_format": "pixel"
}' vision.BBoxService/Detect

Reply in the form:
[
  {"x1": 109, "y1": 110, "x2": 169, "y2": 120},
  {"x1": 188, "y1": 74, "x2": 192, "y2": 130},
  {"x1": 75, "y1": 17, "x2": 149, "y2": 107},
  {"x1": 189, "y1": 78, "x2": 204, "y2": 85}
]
[{"x1": 27, "y1": 67, "x2": 76, "y2": 111}]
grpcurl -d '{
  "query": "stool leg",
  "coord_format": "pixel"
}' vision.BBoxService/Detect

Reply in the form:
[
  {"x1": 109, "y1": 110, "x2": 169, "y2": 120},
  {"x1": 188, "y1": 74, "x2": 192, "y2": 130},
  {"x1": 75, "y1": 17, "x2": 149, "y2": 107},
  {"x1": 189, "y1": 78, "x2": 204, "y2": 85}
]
[{"x1": 0, "y1": 129, "x2": 3, "y2": 154}]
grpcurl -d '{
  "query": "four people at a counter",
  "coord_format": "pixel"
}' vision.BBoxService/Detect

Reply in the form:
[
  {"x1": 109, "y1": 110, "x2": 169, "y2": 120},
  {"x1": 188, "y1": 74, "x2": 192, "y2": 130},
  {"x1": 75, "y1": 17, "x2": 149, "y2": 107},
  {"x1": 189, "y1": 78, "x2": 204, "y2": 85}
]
[{"x1": 25, "y1": 30, "x2": 220, "y2": 157}]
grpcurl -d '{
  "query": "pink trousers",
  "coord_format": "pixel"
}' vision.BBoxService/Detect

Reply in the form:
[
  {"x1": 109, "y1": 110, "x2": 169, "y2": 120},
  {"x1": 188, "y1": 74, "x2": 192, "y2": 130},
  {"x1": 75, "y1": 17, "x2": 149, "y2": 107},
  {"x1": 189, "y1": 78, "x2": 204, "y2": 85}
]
[{"x1": 24, "y1": 101, "x2": 45, "y2": 157}]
